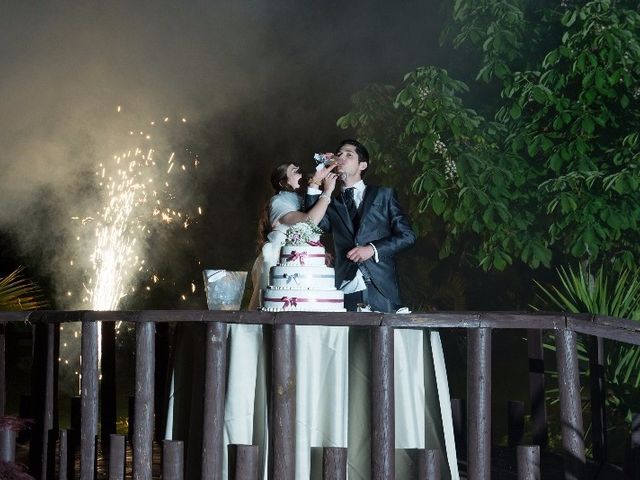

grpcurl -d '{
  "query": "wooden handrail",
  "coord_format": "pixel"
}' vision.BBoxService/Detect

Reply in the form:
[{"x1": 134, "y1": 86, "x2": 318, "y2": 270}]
[{"x1": 1, "y1": 310, "x2": 639, "y2": 345}]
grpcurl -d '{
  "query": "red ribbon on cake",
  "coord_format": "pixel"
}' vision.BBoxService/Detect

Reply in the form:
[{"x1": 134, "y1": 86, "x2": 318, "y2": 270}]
[
  {"x1": 286, "y1": 250, "x2": 307, "y2": 265},
  {"x1": 281, "y1": 296, "x2": 298, "y2": 309},
  {"x1": 283, "y1": 250, "x2": 326, "y2": 265},
  {"x1": 263, "y1": 296, "x2": 343, "y2": 310},
  {"x1": 307, "y1": 240, "x2": 323, "y2": 247}
]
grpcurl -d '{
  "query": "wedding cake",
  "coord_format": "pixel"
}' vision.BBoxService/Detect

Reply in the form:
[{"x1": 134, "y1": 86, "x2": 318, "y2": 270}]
[{"x1": 261, "y1": 222, "x2": 345, "y2": 312}]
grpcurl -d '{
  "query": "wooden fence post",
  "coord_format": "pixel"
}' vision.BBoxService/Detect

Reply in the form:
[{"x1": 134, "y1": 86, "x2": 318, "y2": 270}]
[
  {"x1": 516, "y1": 445, "x2": 540, "y2": 480},
  {"x1": 555, "y1": 328, "x2": 585, "y2": 480},
  {"x1": 133, "y1": 321, "x2": 155, "y2": 480},
  {"x1": 163, "y1": 439, "x2": 184, "y2": 480},
  {"x1": 59, "y1": 429, "x2": 68, "y2": 480},
  {"x1": 109, "y1": 434, "x2": 125, "y2": 480},
  {"x1": 418, "y1": 449, "x2": 441, "y2": 480},
  {"x1": 467, "y1": 327, "x2": 492, "y2": 480},
  {"x1": 100, "y1": 321, "x2": 117, "y2": 449},
  {"x1": 201, "y1": 321, "x2": 227, "y2": 479},
  {"x1": 229, "y1": 444, "x2": 260, "y2": 480},
  {"x1": 322, "y1": 447, "x2": 347, "y2": 480},
  {"x1": 371, "y1": 325, "x2": 394, "y2": 480},
  {"x1": 270, "y1": 323, "x2": 296, "y2": 480},
  {"x1": 80, "y1": 320, "x2": 98, "y2": 480},
  {"x1": 0, "y1": 427, "x2": 16, "y2": 462}
]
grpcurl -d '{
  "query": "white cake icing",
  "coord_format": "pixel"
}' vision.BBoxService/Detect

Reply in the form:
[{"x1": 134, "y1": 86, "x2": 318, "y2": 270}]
[
  {"x1": 262, "y1": 235, "x2": 345, "y2": 312},
  {"x1": 261, "y1": 289, "x2": 345, "y2": 312},
  {"x1": 279, "y1": 245, "x2": 327, "y2": 266},
  {"x1": 269, "y1": 265, "x2": 336, "y2": 290}
]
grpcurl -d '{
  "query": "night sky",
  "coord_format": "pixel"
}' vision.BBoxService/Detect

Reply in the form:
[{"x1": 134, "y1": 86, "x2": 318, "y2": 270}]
[{"x1": 0, "y1": 0, "x2": 449, "y2": 309}]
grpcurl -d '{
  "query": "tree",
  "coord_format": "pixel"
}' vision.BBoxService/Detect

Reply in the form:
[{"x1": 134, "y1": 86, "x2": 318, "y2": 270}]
[{"x1": 338, "y1": 0, "x2": 640, "y2": 271}]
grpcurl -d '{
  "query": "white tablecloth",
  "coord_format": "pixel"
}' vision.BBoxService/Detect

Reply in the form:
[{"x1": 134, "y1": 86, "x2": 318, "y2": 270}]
[{"x1": 166, "y1": 324, "x2": 458, "y2": 479}]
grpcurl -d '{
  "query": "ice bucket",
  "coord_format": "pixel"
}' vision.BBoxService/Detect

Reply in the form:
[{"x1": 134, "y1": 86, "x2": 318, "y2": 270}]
[{"x1": 202, "y1": 270, "x2": 248, "y2": 310}]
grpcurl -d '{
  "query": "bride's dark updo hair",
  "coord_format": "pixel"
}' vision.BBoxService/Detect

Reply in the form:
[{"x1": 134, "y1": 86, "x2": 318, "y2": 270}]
[
  {"x1": 257, "y1": 163, "x2": 297, "y2": 250},
  {"x1": 270, "y1": 163, "x2": 296, "y2": 192}
]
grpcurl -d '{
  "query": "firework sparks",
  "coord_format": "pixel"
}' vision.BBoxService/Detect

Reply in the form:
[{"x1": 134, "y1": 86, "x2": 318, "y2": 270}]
[
  {"x1": 59, "y1": 110, "x2": 202, "y2": 390},
  {"x1": 79, "y1": 116, "x2": 200, "y2": 311}
]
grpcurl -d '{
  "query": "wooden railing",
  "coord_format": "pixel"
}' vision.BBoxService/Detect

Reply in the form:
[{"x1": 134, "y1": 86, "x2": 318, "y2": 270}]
[{"x1": 0, "y1": 310, "x2": 639, "y2": 479}]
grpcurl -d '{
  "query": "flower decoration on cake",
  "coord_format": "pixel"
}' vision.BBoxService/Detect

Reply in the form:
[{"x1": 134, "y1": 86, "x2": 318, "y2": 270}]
[{"x1": 283, "y1": 220, "x2": 323, "y2": 247}]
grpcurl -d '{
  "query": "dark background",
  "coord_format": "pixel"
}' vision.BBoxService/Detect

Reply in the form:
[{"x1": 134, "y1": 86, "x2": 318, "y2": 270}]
[{"x1": 0, "y1": 0, "x2": 452, "y2": 309}]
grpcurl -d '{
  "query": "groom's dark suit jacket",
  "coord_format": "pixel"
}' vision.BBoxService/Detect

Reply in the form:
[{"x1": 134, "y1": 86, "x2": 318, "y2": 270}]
[{"x1": 306, "y1": 185, "x2": 416, "y2": 308}]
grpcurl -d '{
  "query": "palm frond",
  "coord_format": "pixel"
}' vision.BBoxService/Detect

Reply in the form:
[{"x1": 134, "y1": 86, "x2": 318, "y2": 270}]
[
  {"x1": 534, "y1": 262, "x2": 640, "y2": 425},
  {"x1": 0, "y1": 267, "x2": 47, "y2": 311}
]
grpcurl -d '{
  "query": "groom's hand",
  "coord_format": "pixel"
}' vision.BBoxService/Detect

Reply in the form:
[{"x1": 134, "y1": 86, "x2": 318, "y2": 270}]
[{"x1": 347, "y1": 245, "x2": 375, "y2": 263}]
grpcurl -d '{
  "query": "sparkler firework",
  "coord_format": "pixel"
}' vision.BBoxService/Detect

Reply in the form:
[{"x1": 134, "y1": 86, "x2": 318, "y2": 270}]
[
  {"x1": 81, "y1": 111, "x2": 201, "y2": 311},
  {"x1": 59, "y1": 107, "x2": 203, "y2": 391}
]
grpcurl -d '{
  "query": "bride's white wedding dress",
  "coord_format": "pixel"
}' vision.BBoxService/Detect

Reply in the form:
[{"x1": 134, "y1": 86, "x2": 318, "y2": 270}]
[{"x1": 245, "y1": 191, "x2": 350, "y2": 479}]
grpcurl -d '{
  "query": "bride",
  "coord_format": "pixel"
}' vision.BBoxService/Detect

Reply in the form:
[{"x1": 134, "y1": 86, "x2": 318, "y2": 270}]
[
  {"x1": 225, "y1": 161, "x2": 341, "y2": 480},
  {"x1": 248, "y1": 161, "x2": 337, "y2": 309}
]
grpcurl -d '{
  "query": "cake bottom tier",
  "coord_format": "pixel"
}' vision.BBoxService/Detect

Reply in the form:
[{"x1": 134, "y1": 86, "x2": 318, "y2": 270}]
[{"x1": 261, "y1": 288, "x2": 345, "y2": 312}]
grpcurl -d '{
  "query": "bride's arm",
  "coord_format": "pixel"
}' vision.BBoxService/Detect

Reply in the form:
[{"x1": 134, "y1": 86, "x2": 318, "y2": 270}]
[
  {"x1": 279, "y1": 172, "x2": 337, "y2": 226},
  {"x1": 278, "y1": 199, "x2": 325, "y2": 225}
]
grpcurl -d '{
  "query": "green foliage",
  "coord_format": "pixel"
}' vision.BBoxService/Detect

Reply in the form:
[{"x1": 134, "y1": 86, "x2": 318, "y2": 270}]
[
  {"x1": 0, "y1": 267, "x2": 47, "y2": 311},
  {"x1": 451, "y1": 0, "x2": 527, "y2": 81},
  {"x1": 535, "y1": 263, "x2": 640, "y2": 423},
  {"x1": 501, "y1": 0, "x2": 640, "y2": 268},
  {"x1": 535, "y1": 265, "x2": 640, "y2": 318},
  {"x1": 338, "y1": 0, "x2": 640, "y2": 271}
]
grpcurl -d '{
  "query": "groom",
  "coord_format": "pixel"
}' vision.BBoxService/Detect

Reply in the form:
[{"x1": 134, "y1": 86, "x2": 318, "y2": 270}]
[
  {"x1": 306, "y1": 139, "x2": 416, "y2": 312},
  {"x1": 306, "y1": 141, "x2": 452, "y2": 480}
]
